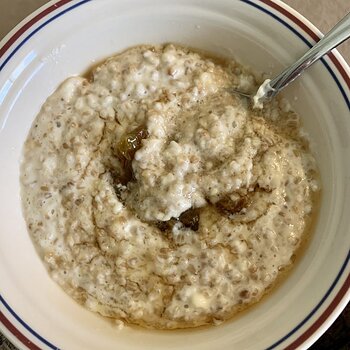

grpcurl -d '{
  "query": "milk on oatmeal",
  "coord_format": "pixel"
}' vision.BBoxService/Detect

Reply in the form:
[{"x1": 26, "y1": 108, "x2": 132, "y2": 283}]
[{"x1": 21, "y1": 44, "x2": 319, "y2": 329}]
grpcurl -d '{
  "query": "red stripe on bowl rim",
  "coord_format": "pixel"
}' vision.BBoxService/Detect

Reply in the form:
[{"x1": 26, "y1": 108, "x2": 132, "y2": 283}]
[
  {"x1": 0, "y1": 0, "x2": 72, "y2": 59},
  {"x1": 262, "y1": 0, "x2": 350, "y2": 91},
  {"x1": 0, "y1": 0, "x2": 349, "y2": 349},
  {"x1": 285, "y1": 272, "x2": 350, "y2": 349},
  {"x1": 0, "y1": 310, "x2": 41, "y2": 350},
  {"x1": 0, "y1": 2, "x2": 75, "y2": 348},
  {"x1": 261, "y1": 1, "x2": 350, "y2": 347}
]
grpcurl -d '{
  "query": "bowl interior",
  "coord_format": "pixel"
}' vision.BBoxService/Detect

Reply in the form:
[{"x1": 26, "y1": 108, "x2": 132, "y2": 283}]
[{"x1": 0, "y1": 1, "x2": 349, "y2": 349}]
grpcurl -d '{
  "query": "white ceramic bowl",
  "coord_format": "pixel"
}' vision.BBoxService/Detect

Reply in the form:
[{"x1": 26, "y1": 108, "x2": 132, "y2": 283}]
[{"x1": 0, "y1": 1, "x2": 349, "y2": 349}]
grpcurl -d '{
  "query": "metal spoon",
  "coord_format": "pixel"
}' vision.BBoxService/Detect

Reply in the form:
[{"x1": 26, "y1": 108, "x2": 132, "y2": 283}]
[{"x1": 231, "y1": 12, "x2": 350, "y2": 108}]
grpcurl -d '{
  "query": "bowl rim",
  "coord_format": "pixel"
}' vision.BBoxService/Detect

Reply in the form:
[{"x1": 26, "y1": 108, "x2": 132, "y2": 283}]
[{"x1": 0, "y1": 0, "x2": 349, "y2": 349}]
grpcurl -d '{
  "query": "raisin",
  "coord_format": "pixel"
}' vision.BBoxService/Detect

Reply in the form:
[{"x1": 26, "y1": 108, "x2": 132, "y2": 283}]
[
  {"x1": 155, "y1": 219, "x2": 176, "y2": 232},
  {"x1": 179, "y1": 208, "x2": 200, "y2": 231},
  {"x1": 115, "y1": 126, "x2": 149, "y2": 184},
  {"x1": 154, "y1": 208, "x2": 200, "y2": 233},
  {"x1": 216, "y1": 196, "x2": 247, "y2": 215}
]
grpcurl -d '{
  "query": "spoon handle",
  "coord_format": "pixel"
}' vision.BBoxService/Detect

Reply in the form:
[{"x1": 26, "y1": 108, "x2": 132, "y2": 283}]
[{"x1": 267, "y1": 12, "x2": 350, "y2": 98}]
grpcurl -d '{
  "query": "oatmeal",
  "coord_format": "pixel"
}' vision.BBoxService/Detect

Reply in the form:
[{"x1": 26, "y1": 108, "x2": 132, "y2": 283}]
[{"x1": 21, "y1": 44, "x2": 319, "y2": 329}]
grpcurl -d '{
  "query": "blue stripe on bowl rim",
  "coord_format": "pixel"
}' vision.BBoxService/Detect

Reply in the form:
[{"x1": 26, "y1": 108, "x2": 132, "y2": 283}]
[{"x1": 0, "y1": 0, "x2": 349, "y2": 349}]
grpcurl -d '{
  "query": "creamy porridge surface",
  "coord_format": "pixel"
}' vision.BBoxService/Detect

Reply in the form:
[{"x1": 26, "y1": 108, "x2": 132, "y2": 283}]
[{"x1": 21, "y1": 44, "x2": 319, "y2": 329}]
